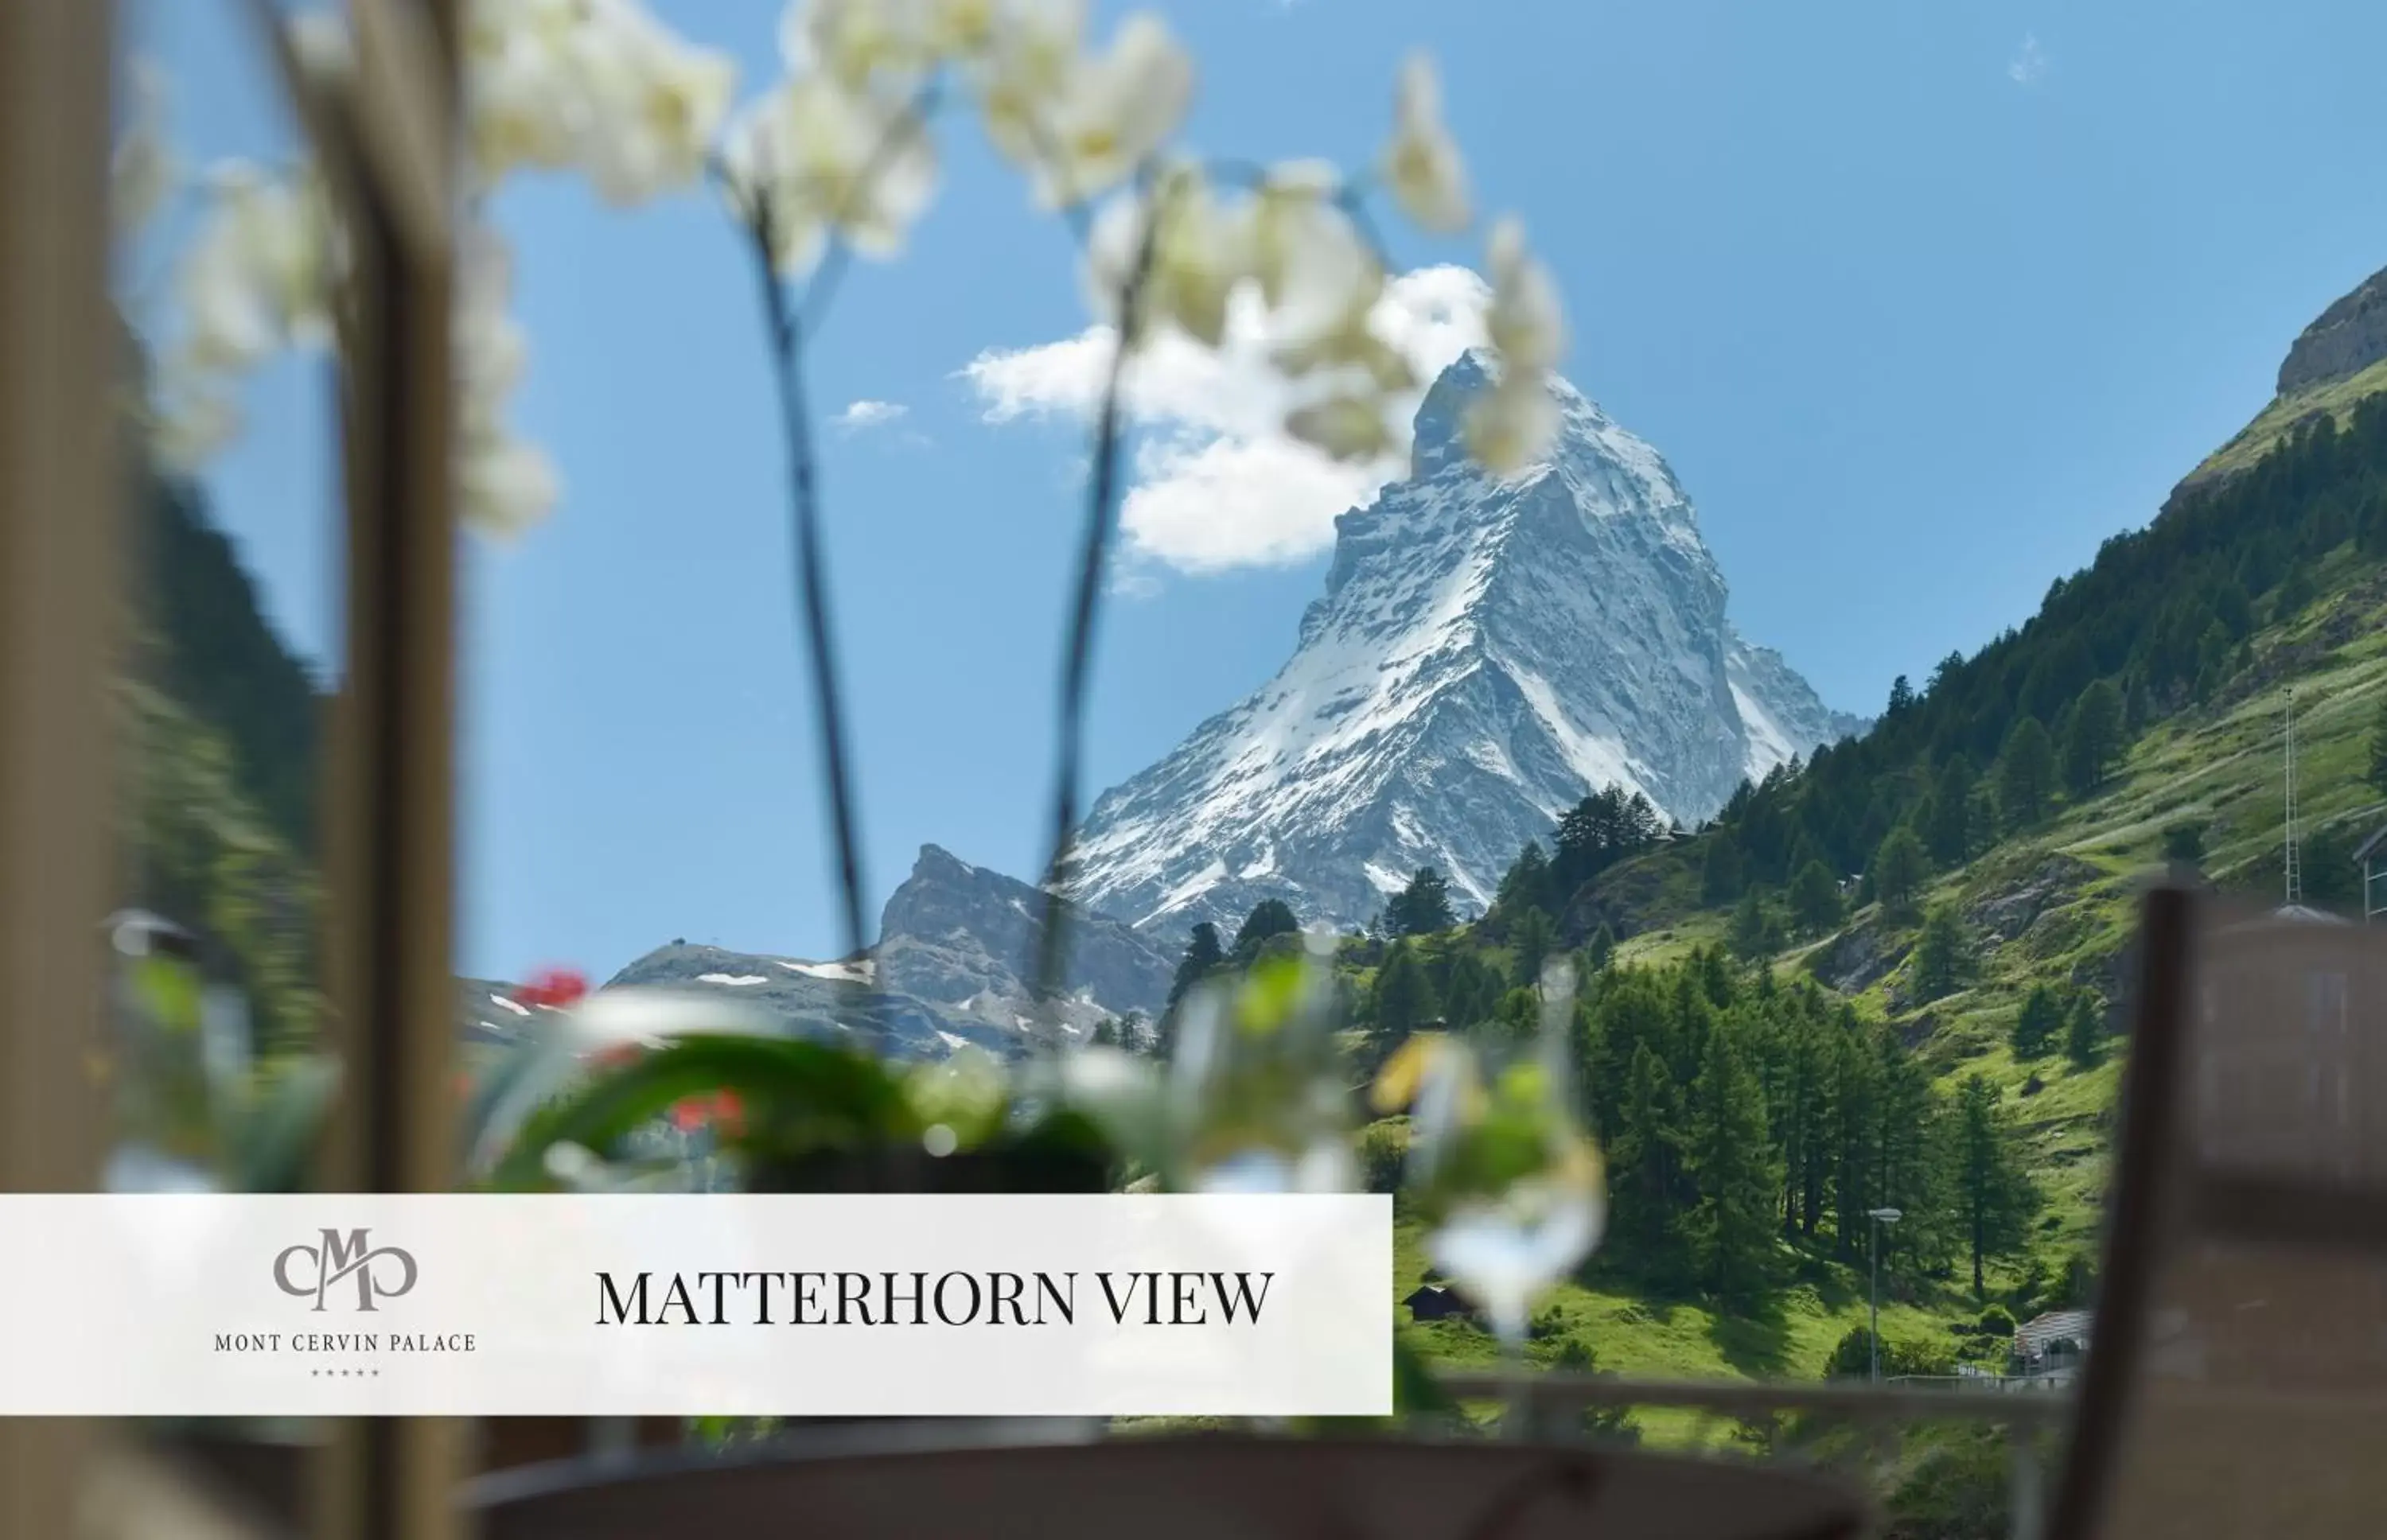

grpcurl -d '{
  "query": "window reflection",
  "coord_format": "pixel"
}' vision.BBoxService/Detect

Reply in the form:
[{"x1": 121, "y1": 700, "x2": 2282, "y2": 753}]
[{"x1": 107, "y1": 0, "x2": 344, "y2": 1196}]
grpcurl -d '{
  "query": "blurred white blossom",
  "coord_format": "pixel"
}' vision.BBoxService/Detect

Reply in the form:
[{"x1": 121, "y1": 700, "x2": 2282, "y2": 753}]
[
  {"x1": 111, "y1": 60, "x2": 178, "y2": 237},
  {"x1": 1018, "y1": 12, "x2": 1191, "y2": 208},
  {"x1": 176, "y1": 163, "x2": 337, "y2": 371},
  {"x1": 464, "y1": 0, "x2": 735, "y2": 200},
  {"x1": 1284, "y1": 389, "x2": 1395, "y2": 463},
  {"x1": 1085, "y1": 166, "x2": 1248, "y2": 348},
  {"x1": 975, "y1": 0, "x2": 1087, "y2": 172},
  {"x1": 1482, "y1": 215, "x2": 1564, "y2": 375},
  {"x1": 150, "y1": 374, "x2": 243, "y2": 473},
  {"x1": 722, "y1": 74, "x2": 940, "y2": 272},
  {"x1": 286, "y1": 9, "x2": 356, "y2": 92},
  {"x1": 573, "y1": 6, "x2": 738, "y2": 205},
  {"x1": 455, "y1": 227, "x2": 559, "y2": 539},
  {"x1": 1464, "y1": 217, "x2": 1565, "y2": 472},
  {"x1": 784, "y1": 0, "x2": 939, "y2": 95},
  {"x1": 1382, "y1": 54, "x2": 1468, "y2": 235}
]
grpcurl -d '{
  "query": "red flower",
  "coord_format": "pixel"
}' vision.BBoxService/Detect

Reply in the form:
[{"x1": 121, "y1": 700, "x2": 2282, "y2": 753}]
[
  {"x1": 667, "y1": 1089, "x2": 744, "y2": 1138},
  {"x1": 516, "y1": 966, "x2": 589, "y2": 1010}
]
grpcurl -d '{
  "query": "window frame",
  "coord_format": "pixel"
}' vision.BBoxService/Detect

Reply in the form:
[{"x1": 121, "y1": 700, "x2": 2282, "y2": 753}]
[{"x1": 0, "y1": 2, "x2": 465, "y2": 1537}]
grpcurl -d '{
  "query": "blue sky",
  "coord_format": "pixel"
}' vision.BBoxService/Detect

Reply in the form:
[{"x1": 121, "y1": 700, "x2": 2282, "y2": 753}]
[{"x1": 140, "y1": 1, "x2": 2387, "y2": 981}]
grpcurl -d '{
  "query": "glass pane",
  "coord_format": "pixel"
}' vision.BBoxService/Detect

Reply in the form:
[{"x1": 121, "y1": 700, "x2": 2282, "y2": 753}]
[{"x1": 107, "y1": 0, "x2": 345, "y2": 1196}]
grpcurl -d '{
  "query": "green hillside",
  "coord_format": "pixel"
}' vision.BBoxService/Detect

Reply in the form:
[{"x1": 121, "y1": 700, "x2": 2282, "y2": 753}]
[{"x1": 1191, "y1": 317, "x2": 2387, "y2": 1440}]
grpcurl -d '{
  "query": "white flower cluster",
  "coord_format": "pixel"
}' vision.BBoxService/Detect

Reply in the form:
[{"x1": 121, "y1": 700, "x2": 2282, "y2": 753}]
[
  {"x1": 155, "y1": 160, "x2": 345, "y2": 470},
  {"x1": 125, "y1": 0, "x2": 1569, "y2": 536}
]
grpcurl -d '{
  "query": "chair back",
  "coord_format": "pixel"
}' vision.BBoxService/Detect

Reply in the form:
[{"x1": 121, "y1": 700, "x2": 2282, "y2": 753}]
[{"x1": 2046, "y1": 888, "x2": 2387, "y2": 1540}]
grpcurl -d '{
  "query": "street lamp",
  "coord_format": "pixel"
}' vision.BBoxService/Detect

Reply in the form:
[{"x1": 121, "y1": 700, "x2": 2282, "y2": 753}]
[{"x1": 1867, "y1": 1208, "x2": 1902, "y2": 1382}]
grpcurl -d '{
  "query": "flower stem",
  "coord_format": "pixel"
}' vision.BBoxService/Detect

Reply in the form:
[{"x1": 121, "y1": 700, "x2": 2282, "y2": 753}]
[
  {"x1": 742, "y1": 198, "x2": 870, "y2": 966},
  {"x1": 1030, "y1": 174, "x2": 1165, "y2": 1026}
]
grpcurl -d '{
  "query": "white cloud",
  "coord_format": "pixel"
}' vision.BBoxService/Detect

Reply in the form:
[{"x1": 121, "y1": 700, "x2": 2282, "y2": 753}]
[
  {"x1": 2008, "y1": 33, "x2": 2048, "y2": 87},
  {"x1": 959, "y1": 265, "x2": 1491, "y2": 574},
  {"x1": 835, "y1": 399, "x2": 909, "y2": 434}
]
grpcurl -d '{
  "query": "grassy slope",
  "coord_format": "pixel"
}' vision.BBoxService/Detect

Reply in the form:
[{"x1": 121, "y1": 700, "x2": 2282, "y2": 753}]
[
  {"x1": 2189, "y1": 356, "x2": 2387, "y2": 486},
  {"x1": 1399, "y1": 525, "x2": 2387, "y2": 1418}
]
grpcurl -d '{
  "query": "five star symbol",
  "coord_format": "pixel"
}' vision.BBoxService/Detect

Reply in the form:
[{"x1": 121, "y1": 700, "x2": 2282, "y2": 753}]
[{"x1": 308, "y1": 1369, "x2": 383, "y2": 1378}]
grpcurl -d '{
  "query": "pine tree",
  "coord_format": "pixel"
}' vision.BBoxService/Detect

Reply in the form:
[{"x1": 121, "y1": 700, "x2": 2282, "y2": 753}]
[
  {"x1": 1954, "y1": 1073, "x2": 2042, "y2": 1298},
  {"x1": 1870, "y1": 827, "x2": 1928, "y2": 921},
  {"x1": 1829, "y1": 1021, "x2": 1883, "y2": 1261},
  {"x1": 1997, "y1": 717, "x2": 2058, "y2": 829},
  {"x1": 1701, "y1": 836, "x2": 1745, "y2": 905},
  {"x1": 2011, "y1": 985, "x2": 2062, "y2": 1058},
  {"x1": 1166, "y1": 922, "x2": 1225, "y2": 1012},
  {"x1": 1387, "y1": 867, "x2": 1458, "y2": 936},
  {"x1": 1924, "y1": 756, "x2": 1976, "y2": 865},
  {"x1": 1231, "y1": 899, "x2": 1301, "y2": 962},
  {"x1": 1686, "y1": 1021, "x2": 1780, "y2": 1304},
  {"x1": 1789, "y1": 859, "x2": 1843, "y2": 935},
  {"x1": 1912, "y1": 904, "x2": 1968, "y2": 1002},
  {"x1": 1586, "y1": 924, "x2": 1618, "y2": 973},
  {"x1": 2064, "y1": 992, "x2": 2104, "y2": 1068},
  {"x1": 2062, "y1": 679, "x2": 2124, "y2": 797},
  {"x1": 1607, "y1": 1040, "x2": 1689, "y2": 1281},
  {"x1": 1495, "y1": 841, "x2": 1556, "y2": 920},
  {"x1": 1370, "y1": 941, "x2": 1441, "y2": 1040},
  {"x1": 1886, "y1": 675, "x2": 1916, "y2": 715},
  {"x1": 1729, "y1": 888, "x2": 1774, "y2": 961},
  {"x1": 1875, "y1": 1035, "x2": 1957, "y2": 1278},
  {"x1": 1509, "y1": 906, "x2": 1560, "y2": 986},
  {"x1": 1439, "y1": 949, "x2": 1503, "y2": 1029}
]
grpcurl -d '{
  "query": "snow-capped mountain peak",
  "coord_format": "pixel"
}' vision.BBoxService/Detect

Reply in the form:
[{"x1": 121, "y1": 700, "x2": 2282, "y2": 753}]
[{"x1": 1069, "y1": 354, "x2": 1861, "y2": 939}]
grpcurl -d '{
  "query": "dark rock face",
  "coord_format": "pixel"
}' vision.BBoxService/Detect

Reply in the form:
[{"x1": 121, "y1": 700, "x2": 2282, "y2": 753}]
[
  {"x1": 565, "y1": 846, "x2": 1177, "y2": 1061},
  {"x1": 874, "y1": 845, "x2": 1177, "y2": 1022},
  {"x1": 2278, "y1": 264, "x2": 2387, "y2": 395},
  {"x1": 1964, "y1": 855, "x2": 2098, "y2": 947}
]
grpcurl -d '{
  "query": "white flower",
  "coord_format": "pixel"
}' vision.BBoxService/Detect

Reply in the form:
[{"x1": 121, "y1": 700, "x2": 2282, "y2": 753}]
[
  {"x1": 463, "y1": 0, "x2": 734, "y2": 200},
  {"x1": 1018, "y1": 11, "x2": 1192, "y2": 208},
  {"x1": 567, "y1": 4, "x2": 737, "y2": 205},
  {"x1": 1086, "y1": 167, "x2": 1249, "y2": 348},
  {"x1": 1284, "y1": 391, "x2": 1394, "y2": 463},
  {"x1": 176, "y1": 164, "x2": 336, "y2": 371},
  {"x1": 111, "y1": 60, "x2": 178, "y2": 236},
  {"x1": 458, "y1": 434, "x2": 562, "y2": 539},
  {"x1": 976, "y1": 0, "x2": 1088, "y2": 169},
  {"x1": 151, "y1": 372, "x2": 243, "y2": 471},
  {"x1": 723, "y1": 75, "x2": 939, "y2": 273},
  {"x1": 454, "y1": 224, "x2": 560, "y2": 539},
  {"x1": 781, "y1": 0, "x2": 936, "y2": 95},
  {"x1": 456, "y1": 228, "x2": 528, "y2": 420},
  {"x1": 1482, "y1": 215, "x2": 1563, "y2": 375},
  {"x1": 927, "y1": 0, "x2": 1002, "y2": 56},
  {"x1": 1463, "y1": 371, "x2": 1560, "y2": 476},
  {"x1": 1381, "y1": 53, "x2": 1469, "y2": 235},
  {"x1": 285, "y1": 9, "x2": 356, "y2": 92},
  {"x1": 465, "y1": 0, "x2": 588, "y2": 182},
  {"x1": 1247, "y1": 177, "x2": 1384, "y2": 366}
]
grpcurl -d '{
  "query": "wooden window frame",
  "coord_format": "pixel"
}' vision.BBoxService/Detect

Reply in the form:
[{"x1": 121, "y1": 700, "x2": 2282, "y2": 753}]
[{"x1": 0, "y1": 2, "x2": 465, "y2": 1538}]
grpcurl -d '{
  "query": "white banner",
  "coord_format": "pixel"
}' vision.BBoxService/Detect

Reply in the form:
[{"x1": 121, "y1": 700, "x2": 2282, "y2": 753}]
[{"x1": 0, "y1": 1194, "x2": 1392, "y2": 1417}]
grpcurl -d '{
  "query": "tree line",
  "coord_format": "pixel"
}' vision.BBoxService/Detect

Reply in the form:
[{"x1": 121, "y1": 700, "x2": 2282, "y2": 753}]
[{"x1": 1673, "y1": 399, "x2": 2387, "y2": 923}]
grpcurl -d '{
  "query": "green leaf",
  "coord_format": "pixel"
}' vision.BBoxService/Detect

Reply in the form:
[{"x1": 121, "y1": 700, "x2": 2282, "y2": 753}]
[{"x1": 493, "y1": 1035, "x2": 917, "y2": 1191}]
